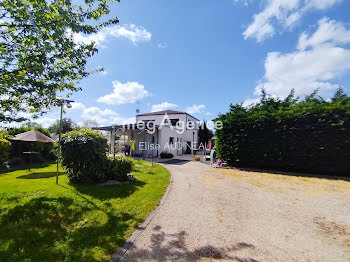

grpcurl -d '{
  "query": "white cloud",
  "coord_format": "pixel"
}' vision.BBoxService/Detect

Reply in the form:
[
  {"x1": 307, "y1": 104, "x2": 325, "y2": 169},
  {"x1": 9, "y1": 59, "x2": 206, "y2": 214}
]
[
  {"x1": 70, "y1": 102, "x2": 86, "y2": 111},
  {"x1": 157, "y1": 42, "x2": 168, "y2": 48},
  {"x1": 1, "y1": 104, "x2": 134, "y2": 129},
  {"x1": 97, "y1": 81, "x2": 150, "y2": 105},
  {"x1": 73, "y1": 24, "x2": 152, "y2": 46},
  {"x1": 233, "y1": 0, "x2": 251, "y2": 6},
  {"x1": 80, "y1": 106, "x2": 117, "y2": 126},
  {"x1": 64, "y1": 104, "x2": 137, "y2": 127},
  {"x1": 298, "y1": 17, "x2": 350, "y2": 50},
  {"x1": 242, "y1": 98, "x2": 261, "y2": 108},
  {"x1": 110, "y1": 116, "x2": 136, "y2": 125},
  {"x1": 82, "y1": 107, "x2": 117, "y2": 119},
  {"x1": 100, "y1": 70, "x2": 108, "y2": 76},
  {"x1": 255, "y1": 18, "x2": 350, "y2": 98},
  {"x1": 185, "y1": 104, "x2": 206, "y2": 114},
  {"x1": 243, "y1": 0, "x2": 342, "y2": 42},
  {"x1": 151, "y1": 102, "x2": 178, "y2": 112},
  {"x1": 306, "y1": 0, "x2": 342, "y2": 10},
  {"x1": 33, "y1": 117, "x2": 58, "y2": 128}
]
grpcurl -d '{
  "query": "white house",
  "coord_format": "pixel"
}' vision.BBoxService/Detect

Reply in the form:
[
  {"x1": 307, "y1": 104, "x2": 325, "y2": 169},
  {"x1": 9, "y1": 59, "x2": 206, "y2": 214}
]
[{"x1": 93, "y1": 110, "x2": 200, "y2": 158}]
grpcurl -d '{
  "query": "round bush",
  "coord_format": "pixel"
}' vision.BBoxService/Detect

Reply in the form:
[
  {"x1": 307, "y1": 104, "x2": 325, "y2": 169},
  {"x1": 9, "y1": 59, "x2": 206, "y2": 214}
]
[
  {"x1": 0, "y1": 138, "x2": 11, "y2": 163},
  {"x1": 108, "y1": 156, "x2": 133, "y2": 181},
  {"x1": 60, "y1": 129, "x2": 108, "y2": 184}
]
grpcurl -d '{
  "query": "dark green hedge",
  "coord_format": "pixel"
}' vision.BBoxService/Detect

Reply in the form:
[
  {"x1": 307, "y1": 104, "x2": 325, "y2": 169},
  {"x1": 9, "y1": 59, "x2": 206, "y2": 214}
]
[{"x1": 215, "y1": 89, "x2": 350, "y2": 175}]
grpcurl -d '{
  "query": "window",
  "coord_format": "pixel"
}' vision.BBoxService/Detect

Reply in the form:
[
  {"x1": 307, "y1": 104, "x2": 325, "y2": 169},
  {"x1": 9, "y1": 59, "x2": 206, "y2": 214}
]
[
  {"x1": 187, "y1": 121, "x2": 194, "y2": 129},
  {"x1": 169, "y1": 137, "x2": 174, "y2": 144},
  {"x1": 170, "y1": 119, "x2": 179, "y2": 126}
]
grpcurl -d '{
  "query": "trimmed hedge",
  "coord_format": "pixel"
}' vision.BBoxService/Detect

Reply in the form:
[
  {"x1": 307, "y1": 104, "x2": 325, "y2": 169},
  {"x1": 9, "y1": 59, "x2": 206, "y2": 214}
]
[{"x1": 215, "y1": 89, "x2": 350, "y2": 175}]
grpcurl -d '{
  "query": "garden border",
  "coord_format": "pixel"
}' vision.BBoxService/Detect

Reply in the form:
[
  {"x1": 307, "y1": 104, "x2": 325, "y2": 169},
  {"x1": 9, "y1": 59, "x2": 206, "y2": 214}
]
[{"x1": 110, "y1": 163, "x2": 173, "y2": 262}]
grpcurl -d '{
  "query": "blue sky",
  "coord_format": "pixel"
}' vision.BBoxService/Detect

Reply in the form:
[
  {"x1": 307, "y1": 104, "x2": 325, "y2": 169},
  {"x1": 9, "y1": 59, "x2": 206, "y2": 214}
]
[{"x1": 19, "y1": 0, "x2": 350, "y2": 127}]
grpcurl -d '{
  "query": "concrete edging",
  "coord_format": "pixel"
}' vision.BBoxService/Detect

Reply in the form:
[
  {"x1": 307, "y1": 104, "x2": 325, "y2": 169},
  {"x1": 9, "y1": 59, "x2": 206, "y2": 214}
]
[{"x1": 110, "y1": 163, "x2": 174, "y2": 262}]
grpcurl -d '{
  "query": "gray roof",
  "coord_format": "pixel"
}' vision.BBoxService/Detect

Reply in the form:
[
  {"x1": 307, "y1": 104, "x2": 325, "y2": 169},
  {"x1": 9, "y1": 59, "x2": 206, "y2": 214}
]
[
  {"x1": 137, "y1": 110, "x2": 186, "y2": 116},
  {"x1": 137, "y1": 110, "x2": 199, "y2": 121}
]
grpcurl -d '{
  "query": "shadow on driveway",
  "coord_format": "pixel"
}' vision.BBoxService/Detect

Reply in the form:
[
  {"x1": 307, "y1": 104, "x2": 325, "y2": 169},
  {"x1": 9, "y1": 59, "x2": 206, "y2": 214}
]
[
  {"x1": 161, "y1": 159, "x2": 190, "y2": 165},
  {"x1": 122, "y1": 225, "x2": 257, "y2": 262}
]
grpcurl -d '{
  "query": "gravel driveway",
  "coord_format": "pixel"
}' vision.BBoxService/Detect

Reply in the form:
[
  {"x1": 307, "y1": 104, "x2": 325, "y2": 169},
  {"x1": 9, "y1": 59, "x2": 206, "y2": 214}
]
[{"x1": 121, "y1": 161, "x2": 350, "y2": 262}]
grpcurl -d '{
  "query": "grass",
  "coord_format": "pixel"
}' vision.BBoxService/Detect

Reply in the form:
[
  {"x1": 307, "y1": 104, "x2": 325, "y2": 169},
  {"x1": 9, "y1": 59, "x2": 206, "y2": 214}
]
[{"x1": 0, "y1": 161, "x2": 170, "y2": 262}]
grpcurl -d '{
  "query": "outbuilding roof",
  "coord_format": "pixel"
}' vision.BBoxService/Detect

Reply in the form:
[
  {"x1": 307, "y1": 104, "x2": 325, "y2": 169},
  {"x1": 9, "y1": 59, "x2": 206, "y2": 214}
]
[{"x1": 11, "y1": 130, "x2": 54, "y2": 143}]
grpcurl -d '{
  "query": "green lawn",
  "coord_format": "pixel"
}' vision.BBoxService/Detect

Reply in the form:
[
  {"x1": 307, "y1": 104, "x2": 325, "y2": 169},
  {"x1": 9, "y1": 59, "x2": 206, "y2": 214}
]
[{"x1": 0, "y1": 161, "x2": 170, "y2": 262}]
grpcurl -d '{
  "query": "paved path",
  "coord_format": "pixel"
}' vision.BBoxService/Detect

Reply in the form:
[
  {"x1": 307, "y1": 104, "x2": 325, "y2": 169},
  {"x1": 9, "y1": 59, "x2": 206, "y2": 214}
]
[{"x1": 122, "y1": 161, "x2": 350, "y2": 262}]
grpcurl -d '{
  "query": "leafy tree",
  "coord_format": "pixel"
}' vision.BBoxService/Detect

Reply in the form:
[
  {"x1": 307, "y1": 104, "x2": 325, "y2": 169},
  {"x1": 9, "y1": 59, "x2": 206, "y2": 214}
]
[
  {"x1": 23, "y1": 121, "x2": 40, "y2": 128},
  {"x1": 0, "y1": 0, "x2": 119, "y2": 123},
  {"x1": 7, "y1": 126, "x2": 51, "y2": 137},
  {"x1": 198, "y1": 121, "x2": 213, "y2": 145},
  {"x1": 332, "y1": 87, "x2": 348, "y2": 102},
  {"x1": 48, "y1": 118, "x2": 77, "y2": 134},
  {"x1": 83, "y1": 119, "x2": 99, "y2": 129}
]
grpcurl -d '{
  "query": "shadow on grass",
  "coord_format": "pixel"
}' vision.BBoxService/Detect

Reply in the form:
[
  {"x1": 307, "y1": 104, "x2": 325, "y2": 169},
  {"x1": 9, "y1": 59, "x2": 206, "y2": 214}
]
[
  {"x1": 0, "y1": 196, "x2": 137, "y2": 262},
  {"x1": 0, "y1": 162, "x2": 54, "y2": 175},
  {"x1": 73, "y1": 180, "x2": 146, "y2": 201},
  {"x1": 122, "y1": 225, "x2": 258, "y2": 261},
  {"x1": 16, "y1": 172, "x2": 65, "y2": 179}
]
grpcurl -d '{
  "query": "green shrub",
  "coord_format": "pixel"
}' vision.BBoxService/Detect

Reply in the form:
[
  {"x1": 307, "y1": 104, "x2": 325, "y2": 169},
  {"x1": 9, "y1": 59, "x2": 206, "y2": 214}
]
[
  {"x1": 0, "y1": 130, "x2": 9, "y2": 140},
  {"x1": 108, "y1": 156, "x2": 133, "y2": 181},
  {"x1": 215, "y1": 88, "x2": 350, "y2": 176},
  {"x1": 160, "y1": 152, "x2": 173, "y2": 159},
  {"x1": 0, "y1": 138, "x2": 11, "y2": 163},
  {"x1": 60, "y1": 129, "x2": 109, "y2": 184}
]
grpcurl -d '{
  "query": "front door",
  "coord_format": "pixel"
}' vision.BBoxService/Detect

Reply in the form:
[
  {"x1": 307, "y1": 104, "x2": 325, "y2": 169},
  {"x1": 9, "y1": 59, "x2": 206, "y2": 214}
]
[{"x1": 185, "y1": 141, "x2": 192, "y2": 154}]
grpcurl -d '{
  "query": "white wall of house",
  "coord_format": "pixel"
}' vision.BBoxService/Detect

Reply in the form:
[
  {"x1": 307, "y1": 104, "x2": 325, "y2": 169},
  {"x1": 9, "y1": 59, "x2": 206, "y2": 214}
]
[{"x1": 136, "y1": 112, "x2": 199, "y2": 156}]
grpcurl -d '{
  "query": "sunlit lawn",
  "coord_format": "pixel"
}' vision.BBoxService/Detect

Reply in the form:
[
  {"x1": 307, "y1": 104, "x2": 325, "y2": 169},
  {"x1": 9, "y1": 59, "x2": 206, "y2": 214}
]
[{"x1": 0, "y1": 161, "x2": 170, "y2": 262}]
